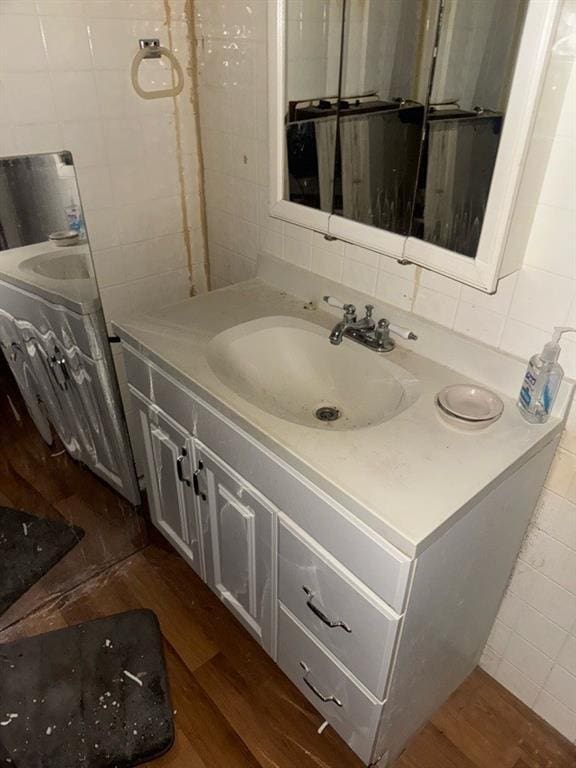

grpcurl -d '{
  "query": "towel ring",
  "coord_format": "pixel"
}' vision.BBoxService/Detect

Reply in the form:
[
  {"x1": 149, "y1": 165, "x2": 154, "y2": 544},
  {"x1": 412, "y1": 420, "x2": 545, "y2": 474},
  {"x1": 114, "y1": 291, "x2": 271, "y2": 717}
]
[{"x1": 131, "y1": 44, "x2": 184, "y2": 100}]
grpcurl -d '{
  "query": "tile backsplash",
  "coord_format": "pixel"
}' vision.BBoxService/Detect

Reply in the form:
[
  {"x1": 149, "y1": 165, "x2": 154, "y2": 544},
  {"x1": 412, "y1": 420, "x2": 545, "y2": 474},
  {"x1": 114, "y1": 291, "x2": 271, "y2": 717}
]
[{"x1": 194, "y1": 0, "x2": 576, "y2": 742}]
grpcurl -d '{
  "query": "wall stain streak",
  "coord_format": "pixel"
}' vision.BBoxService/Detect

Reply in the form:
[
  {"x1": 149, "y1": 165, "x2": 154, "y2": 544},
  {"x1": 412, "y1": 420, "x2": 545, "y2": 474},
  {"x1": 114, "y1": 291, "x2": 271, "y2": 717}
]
[
  {"x1": 163, "y1": 0, "x2": 210, "y2": 295},
  {"x1": 411, "y1": 265, "x2": 422, "y2": 311},
  {"x1": 185, "y1": 0, "x2": 211, "y2": 292}
]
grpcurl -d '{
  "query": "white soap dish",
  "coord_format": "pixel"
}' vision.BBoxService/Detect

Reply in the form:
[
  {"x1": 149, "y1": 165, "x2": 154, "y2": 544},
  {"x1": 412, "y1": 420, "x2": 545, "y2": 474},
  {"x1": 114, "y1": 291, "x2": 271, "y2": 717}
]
[
  {"x1": 436, "y1": 384, "x2": 504, "y2": 430},
  {"x1": 49, "y1": 230, "x2": 79, "y2": 247}
]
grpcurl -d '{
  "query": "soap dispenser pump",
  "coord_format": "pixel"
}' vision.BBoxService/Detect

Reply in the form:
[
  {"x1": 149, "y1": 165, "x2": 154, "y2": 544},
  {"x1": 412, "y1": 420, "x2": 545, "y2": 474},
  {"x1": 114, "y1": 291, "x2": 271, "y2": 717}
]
[{"x1": 517, "y1": 326, "x2": 575, "y2": 423}]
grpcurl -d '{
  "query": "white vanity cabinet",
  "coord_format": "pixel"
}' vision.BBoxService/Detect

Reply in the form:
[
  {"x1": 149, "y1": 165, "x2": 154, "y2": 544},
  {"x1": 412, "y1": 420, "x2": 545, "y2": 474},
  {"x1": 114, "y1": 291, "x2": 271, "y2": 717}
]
[
  {"x1": 121, "y1": 346, "x2": 407, "y2": 763},
  {"x1": 119, "y1": 339, "x2": 559, "y2": 767},
  {"x1": 0, "y1": 278, "x2": 140, "y2": 504}
]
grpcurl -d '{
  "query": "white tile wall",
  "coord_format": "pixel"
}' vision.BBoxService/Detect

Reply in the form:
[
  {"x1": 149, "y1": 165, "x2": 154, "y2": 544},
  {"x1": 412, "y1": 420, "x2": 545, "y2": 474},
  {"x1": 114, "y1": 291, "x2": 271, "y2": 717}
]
[
  {"x1": 0, "y1": 0, "x2": 208, "y2": 465},
  {"x1": 194, "y1": 0, "x2": 576, "y2": 741}
]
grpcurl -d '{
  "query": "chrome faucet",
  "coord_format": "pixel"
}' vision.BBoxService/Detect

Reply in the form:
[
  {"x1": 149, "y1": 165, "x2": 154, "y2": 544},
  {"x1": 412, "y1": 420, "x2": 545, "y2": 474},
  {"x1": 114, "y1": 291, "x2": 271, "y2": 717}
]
[
  {"x1": 328, "y1": 302, "x2": 375, "y2": 344},
  {"x1": 323, "y1": 296, "x2": 417, "y2": 353}
]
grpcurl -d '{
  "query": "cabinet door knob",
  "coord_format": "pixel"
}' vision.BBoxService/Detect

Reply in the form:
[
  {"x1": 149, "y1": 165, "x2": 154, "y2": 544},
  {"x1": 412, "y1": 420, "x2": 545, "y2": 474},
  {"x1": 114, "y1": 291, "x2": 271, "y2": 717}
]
[
  {"x1": 176, "y1": 447, "x2": 191, "y2": 486},
  {"x1": 302, "y1": 586, "x2": 351, "y2": 633},
  {"x1": 48, "y1": 346, "x2": 70, "y2": 391},
  {"x1": 299, "y1": 661, "x2": 342, "y2": 707},
  {"x1": 10, "y1": 342, "x2": 22, "y2": 362},
  {"x1": 192, "y1": 460, "x2": 206, "y2": 500},
  {"x1": 57, "y1": 357, "x2": 70, "y2": 387}
]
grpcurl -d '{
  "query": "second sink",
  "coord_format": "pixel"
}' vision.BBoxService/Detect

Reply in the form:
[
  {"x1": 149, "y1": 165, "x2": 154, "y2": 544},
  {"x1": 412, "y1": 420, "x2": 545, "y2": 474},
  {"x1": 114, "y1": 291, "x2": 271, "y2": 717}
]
[{"x1": 20, "y1": 249, "x2": 91, "y2": 281}]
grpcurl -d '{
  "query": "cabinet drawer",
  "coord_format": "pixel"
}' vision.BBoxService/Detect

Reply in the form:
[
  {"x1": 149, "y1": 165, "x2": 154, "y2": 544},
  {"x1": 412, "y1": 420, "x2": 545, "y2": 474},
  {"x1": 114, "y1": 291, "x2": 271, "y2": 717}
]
[
  {"x1": 122, "y1": 344, "x2": 152, "y2": 398},
  {"x1": 279, "y1": 515, "x2": 399, "y2": 700},
  {"x1": 277, "y1": 604, "x2": 381, "y2": 765}
]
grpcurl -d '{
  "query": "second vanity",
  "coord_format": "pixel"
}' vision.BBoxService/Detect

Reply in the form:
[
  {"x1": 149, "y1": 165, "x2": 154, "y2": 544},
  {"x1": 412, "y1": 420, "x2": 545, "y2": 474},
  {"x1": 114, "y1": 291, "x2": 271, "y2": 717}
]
[
  {"x1": 114, "y1": 260, "x2": 572, "y2": 766},
  {"x1": 0, "y1": 241, "x2": 139, "y2": 504}
]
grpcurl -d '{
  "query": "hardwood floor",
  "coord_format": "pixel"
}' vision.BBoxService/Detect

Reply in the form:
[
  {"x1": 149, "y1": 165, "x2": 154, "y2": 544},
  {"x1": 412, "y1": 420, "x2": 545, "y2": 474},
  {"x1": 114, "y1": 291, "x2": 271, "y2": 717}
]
[
  {"x1": 1, "y1": 359, "x2": 575, "y2": 767},
  {"x1": 0, "y1": 357, "x2": 148, "y2": 632}
]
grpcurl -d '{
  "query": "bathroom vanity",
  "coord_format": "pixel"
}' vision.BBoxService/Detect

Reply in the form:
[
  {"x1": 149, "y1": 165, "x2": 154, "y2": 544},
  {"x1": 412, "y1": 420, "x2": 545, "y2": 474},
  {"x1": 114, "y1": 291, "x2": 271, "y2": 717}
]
[
  {"x1": 0, "y1": 152, "x2": 140, "y2": 504},
  {"x1": 0, "y1": 241, "x2": 139, "y2": 505},
  {"x1": 114, "y1": 265, "x2": 571, "y2": 766}
]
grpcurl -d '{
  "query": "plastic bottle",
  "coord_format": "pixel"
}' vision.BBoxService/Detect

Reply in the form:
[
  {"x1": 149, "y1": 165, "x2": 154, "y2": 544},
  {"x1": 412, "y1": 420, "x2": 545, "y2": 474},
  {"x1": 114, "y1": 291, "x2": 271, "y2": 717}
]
[
  {"x1": 65, "y1": 198, "x2": 86, "y2": 239},
  {"x1": 517, "y1": 326, "x2": 576, "y2": 423}
]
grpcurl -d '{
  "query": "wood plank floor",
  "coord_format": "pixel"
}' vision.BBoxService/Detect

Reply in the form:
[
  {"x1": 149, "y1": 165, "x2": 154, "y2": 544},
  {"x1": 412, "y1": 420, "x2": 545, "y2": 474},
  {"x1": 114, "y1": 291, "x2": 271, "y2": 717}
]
[
  {"x1": 1, "y1": 359, "x2": 575, "y2": 767},
  {"x1": 0, "y1": 357, "x2": 148, "y2": 632}
]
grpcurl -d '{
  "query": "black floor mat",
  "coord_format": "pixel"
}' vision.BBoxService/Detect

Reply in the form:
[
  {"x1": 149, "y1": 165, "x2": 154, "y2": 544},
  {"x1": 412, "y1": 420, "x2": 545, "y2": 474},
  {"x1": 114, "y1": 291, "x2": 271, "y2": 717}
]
[
  {"x1": 0, "y1": 609, "x2": 174, "y2": 767},
  {"x1": 0, "y1": 507, "x2": 85, "y2": 616}
]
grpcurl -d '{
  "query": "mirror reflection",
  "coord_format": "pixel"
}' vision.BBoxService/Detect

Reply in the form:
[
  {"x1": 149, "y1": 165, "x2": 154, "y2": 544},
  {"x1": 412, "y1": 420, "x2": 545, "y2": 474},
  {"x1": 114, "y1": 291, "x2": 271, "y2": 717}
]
[
  {"x1": 413, "y1": 0, "x2": 528, "y2": 256},
  {"x1": 335, "y1": 0, "x2": 431, "y2": 234},
  {"x1": 285, "y1": 0, "x2": 344, "y2": 212},
  {"x1": 0, "y1": 152, "x2": 139, "y2": 505},
  {"x1": 0, "y1": 152, "x2": 99, "y2": 309},
  {"x1": 283, "y1": 0, "x2": 528, "y2": 257}
]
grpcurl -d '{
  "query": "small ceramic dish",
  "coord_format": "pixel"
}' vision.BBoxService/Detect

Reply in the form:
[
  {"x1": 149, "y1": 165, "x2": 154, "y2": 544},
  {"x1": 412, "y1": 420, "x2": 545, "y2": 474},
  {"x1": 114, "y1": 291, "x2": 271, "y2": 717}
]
[
  {"x1": 49, "y1": 230, "x2": 79, "y2": 247},
  {"x1": 435, "y1": 397, "x2": 501, "y2": 431},
  {"x1": 437, "y1": 384, "x2": 504, "y2": 422}
]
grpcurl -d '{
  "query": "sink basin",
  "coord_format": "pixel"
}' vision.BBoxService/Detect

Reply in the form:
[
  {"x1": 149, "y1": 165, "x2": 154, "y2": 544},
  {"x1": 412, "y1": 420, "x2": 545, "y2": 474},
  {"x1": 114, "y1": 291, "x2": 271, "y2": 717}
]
[
  {"x1": 20, "y1": 250, "x2": 91, "y2": 281},
  {"x1": 207, "y1": 316, "x2": 419, "y2": 430}
]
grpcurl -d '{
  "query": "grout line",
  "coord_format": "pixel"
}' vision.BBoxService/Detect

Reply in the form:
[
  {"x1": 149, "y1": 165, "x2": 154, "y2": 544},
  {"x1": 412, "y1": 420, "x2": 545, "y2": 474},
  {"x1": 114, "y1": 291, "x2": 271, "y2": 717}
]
[
  {"x1": 494, "y1": 656, "x2": 542, "y2": 700},
  {"x1": 506, "y1": 583, "x2": 576, "y2": 638}
]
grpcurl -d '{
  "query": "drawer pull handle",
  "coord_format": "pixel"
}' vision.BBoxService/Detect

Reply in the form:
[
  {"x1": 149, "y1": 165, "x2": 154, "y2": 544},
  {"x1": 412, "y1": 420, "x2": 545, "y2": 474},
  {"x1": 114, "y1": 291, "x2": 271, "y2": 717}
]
[
  {"x1": 299, "y1": 662, "x2": 342, "y2": 707},
  {"x1": 302, "y1": 587, "x2": 352, "y2": 633}
]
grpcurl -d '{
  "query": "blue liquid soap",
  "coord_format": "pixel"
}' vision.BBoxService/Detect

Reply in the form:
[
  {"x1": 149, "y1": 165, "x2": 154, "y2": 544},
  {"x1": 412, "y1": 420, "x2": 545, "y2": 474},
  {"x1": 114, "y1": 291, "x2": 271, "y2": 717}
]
[{"x1": 517, "y1": 326, "x2": 575, "y2": 424}]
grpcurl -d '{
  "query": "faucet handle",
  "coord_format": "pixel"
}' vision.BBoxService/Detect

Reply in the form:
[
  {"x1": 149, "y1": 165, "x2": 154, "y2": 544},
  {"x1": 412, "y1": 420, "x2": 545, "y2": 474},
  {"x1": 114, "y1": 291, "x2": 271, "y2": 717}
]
[
  {"x1": 389, "y1": 323, "x2": 418, "y2": 341},
  {"x1": 323, "y1": 296, "x2": 356, "y2": 318},
  {"x1": 375, "y1": 318, "x2": 390, "y2": 341},
  {"x1": 323, "y1": 295, "x2": 347, "y2": 310}
]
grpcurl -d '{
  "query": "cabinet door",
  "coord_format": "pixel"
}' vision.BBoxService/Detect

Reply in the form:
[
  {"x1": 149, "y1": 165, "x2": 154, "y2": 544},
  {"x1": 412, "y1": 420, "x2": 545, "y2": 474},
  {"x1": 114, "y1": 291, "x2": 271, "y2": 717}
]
[
  {"x1": 133, "y1": 398, "x2": 203, "y2": 579},
  {"x1": 195, "y1": 441, "x2": 275, "y2": 653},
  {"x1": 31, "y1": 334, "x2": 139, "y2": 504},
  {"x1": 59, "y1": 347, "x2": 133, "y2": 496},
  {"x1": 0, "y1": 313, "x2": 52, "y2": 444}
]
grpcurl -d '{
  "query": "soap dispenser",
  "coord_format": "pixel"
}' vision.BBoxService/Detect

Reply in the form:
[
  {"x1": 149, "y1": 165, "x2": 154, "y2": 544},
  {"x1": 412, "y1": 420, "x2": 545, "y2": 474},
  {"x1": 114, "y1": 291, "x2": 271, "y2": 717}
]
[{"x1": 517, "y1": 326, "x2": 575, "y2": 423}]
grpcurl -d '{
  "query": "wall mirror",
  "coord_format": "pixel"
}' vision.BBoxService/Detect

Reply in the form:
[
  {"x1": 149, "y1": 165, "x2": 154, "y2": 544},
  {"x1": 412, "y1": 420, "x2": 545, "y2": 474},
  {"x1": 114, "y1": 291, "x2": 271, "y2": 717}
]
[
  {"x1": 270, "y1": 0, "x2": 561, "y2": 291},
  {"x1": 0, "y1": 152, "x2": 140, "y2": 504},
  {"x1": 0, "y1": 152, "x2": 99, "y2": 309}
]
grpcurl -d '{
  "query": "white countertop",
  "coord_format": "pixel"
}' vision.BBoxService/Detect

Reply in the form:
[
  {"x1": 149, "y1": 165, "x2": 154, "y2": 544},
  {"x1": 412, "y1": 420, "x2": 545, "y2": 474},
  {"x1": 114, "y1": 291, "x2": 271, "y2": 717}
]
[
  {"x1": 0, "y1": 241, "x2": 100, "y2": 314},
  {"x1": 114, "y1": 275, "x2": 569, "y2": 557}
]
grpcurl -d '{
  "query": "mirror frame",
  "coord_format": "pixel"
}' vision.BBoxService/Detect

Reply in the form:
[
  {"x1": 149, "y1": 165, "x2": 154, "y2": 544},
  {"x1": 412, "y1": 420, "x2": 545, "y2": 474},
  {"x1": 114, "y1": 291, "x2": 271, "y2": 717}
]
[{"x1": 268, "y1": 0, "x2": 562, "y2": 292}]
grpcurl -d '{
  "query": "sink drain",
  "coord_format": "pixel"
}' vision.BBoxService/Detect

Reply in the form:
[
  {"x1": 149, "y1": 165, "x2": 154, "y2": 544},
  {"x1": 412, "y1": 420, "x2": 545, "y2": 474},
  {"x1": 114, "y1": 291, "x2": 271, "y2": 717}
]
[{"x1": 315, "y1": 405, "x2": 341, "y2": 422}]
